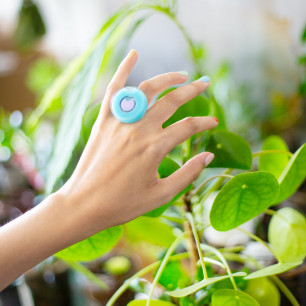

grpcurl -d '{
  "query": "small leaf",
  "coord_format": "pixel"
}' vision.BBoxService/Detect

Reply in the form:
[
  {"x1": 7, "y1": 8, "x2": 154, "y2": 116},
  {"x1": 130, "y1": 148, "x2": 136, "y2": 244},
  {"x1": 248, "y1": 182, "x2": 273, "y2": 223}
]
[
  {"x1": 124, "y1": 216, "x2": 175, "y2": 247},
  {"x1": 212, "y1": 289, "x2": 259, "y2": 306},
  {"x1": 244, "y1": 262, "x2": 302, "y2": 279},
  {"x1": 205, "y1": 131, "x2": 252, "y2": 169},
  {"x1": 55, "y1": 226, "x2": 122, "y2": 262},
  {"x1": 268, "y1": 207, "x2": 306, "y2": 262},
  {"x1": 210, "y1": 172, "x2": 279, "y2": 231},
  {"x1": 276, "y1": 144, "x2": 306, "y2": 203},
  {"x1": 145, "y1": 157, "x2": 191, "y2": 217},
  {"x1": 127, "y1": 300, "x2": 176, "y2": 306},
  {"x1": 259, "y1": 135, "x2": 290, "y2": 178},
  {"x1": 165, "y1": 272, "x2": 246, "y2": 297},
  {"x1": 245, "y1": 277, "x2": 280, "y2": 306}
]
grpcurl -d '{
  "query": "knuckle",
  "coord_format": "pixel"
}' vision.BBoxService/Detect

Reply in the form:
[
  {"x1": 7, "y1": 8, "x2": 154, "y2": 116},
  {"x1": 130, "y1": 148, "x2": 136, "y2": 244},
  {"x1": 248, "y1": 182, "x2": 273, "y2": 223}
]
[
  {"x1": 184, "y1": 116, "x2": 199, "y2": 129},
  {"x1": 139, "y1": 80, "x2": 154, "y2": 95}
]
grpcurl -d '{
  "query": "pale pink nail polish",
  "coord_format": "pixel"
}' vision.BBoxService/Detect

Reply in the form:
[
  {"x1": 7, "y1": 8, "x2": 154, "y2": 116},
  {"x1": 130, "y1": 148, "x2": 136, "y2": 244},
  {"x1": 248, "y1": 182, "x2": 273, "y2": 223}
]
[{"x1": 205, "y1": 153, "x2": 214, "y2": 166}]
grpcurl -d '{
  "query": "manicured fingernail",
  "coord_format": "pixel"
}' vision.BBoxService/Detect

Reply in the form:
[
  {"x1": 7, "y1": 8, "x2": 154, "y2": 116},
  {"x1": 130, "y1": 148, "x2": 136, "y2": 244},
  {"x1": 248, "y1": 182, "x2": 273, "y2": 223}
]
[
  {"x1": 199, "y1": 75, "x2": 210, "y2": 83},
  {"x1": 127, "y1": 49, "x2": 137, "y2": 58},
  {"x1": 177, "y1": 71, "x2": 189, "y2": 77},
  {"x1": 212, "y1": 117, "x2": 219, "y2": 123},
  {"x1": 204, "y1": 153, "x2": 214, "y2": 166}
]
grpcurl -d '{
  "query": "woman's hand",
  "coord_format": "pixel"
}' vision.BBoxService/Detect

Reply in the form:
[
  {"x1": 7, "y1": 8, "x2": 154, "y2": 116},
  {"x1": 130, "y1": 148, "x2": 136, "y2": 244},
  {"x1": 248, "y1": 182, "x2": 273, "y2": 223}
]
[
  {"x1": 59, "y1": 49, "x2": 218, "y2": 237},
  {"x1": 0, "y1": 50, "x2": 218, "y2": 289}
]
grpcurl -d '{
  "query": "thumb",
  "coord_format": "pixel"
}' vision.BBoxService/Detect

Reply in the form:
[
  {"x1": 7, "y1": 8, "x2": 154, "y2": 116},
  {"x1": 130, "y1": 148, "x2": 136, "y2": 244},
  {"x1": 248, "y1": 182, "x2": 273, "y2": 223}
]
[{"x1": 161, "y1": 152, "x2": 214, "y2": 198}]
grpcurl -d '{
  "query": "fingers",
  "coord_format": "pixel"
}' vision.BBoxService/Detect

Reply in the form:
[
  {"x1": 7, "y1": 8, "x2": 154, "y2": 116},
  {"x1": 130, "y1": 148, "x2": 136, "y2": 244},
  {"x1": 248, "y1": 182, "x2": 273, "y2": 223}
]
[
  {"x1": 147, "y1": 78, "x2": 210, "y2": 124},
  {"x1": 138, "y1": 72, "x2": 188, "y2": 105},
  {"x1": 161, "y1": 116, "x2": 218, "y2": 153},
  {"x1": 159, "y1": 152, "x2": 214, "y2": 201}
]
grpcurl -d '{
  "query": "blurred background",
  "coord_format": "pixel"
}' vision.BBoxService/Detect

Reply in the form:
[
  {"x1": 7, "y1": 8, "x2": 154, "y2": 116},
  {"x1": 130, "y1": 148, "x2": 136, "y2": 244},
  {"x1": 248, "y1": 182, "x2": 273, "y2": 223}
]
[{"x1": 0, "y1": 0, "x2": 305, "y2": 305}]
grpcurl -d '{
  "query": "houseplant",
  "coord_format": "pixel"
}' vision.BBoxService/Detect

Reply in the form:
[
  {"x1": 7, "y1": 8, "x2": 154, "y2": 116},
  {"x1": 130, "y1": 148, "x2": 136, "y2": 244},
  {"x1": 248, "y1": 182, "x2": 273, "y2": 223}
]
[{"x1": 8, "y1": 0, "x2": 306, "y2": 304}]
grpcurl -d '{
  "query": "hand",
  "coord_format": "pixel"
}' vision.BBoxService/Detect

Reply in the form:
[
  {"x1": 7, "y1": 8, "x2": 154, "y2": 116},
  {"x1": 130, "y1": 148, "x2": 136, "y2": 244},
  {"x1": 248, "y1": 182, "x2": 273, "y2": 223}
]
[{"x1": 59, "y1": 49, "x2": 218, "y2": 236}]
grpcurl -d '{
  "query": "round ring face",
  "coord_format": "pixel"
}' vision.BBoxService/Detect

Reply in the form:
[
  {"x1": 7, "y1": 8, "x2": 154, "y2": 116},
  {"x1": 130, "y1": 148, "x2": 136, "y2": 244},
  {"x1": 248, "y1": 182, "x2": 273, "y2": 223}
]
[
  {"x1": 120, "y1": 97, "x2": 136, "y2": 112},
  {"x1": 111, "y1": 87, "x2": 147, "y2": 123}
]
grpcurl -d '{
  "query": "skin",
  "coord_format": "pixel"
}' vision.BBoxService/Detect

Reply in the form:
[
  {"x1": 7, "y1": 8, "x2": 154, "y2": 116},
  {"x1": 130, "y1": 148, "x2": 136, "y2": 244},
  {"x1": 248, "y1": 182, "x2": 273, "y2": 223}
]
[{"x1": 0, "y1": 49, "x2": 218, "y2": 290}]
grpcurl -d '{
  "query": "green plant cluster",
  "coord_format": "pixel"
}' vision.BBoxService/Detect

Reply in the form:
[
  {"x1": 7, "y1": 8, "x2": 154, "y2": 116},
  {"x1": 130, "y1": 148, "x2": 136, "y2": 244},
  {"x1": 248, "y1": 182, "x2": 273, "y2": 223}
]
[{"x1": 8, "y1": 0, "x2": 305, "y2": 305}]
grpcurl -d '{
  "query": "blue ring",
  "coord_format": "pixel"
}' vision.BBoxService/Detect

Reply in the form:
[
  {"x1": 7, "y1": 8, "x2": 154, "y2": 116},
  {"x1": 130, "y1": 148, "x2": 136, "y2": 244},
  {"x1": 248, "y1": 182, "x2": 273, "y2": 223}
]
[{"x1": 110, "y1": 87, "x2": 148, "y2": 123}]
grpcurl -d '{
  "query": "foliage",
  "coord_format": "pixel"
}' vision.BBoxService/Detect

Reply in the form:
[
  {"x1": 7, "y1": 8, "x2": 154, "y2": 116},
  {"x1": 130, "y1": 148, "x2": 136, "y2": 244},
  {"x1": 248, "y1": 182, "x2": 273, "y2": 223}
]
[{"x1": 8, "y1": 0, "x2": 305, "y2": 304}]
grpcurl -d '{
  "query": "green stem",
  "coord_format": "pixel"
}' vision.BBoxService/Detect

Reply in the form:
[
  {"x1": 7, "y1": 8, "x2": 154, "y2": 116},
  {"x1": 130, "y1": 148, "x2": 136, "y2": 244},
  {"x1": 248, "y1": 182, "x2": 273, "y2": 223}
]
[
  {"x1": 146, "y1": 233, "x2": 187, "y2": 305},
  {"x1": 64, "y1": 259, "x2": 109, "y2": 290},
  {"x1": 237, "y1": 228, "x2": 282, "y2": 263},
  {"x1": 270, "y1": 275, "x2": 300, "y2": 306},
  {"x1": 201, "y1": 244, "x2": 238, "y2": 290},
  {"x1": 264, "y1": 208, "x2": 277, "y2": 216},
  {"x1": 191, "y1": 174, "x2": 234, "y2": 197},
  {"x1": 162, "y1": 215, "x2": 186, "y2": 224},
  {"x1": 252, "y1": 150, "x2": 293, "y2": 158},
  {"x1": 106, "y1": 252, "x2": 189, "y2": 306},
  {"x1": 186, "y1": 213, "x2": 208, "y2": 279}
]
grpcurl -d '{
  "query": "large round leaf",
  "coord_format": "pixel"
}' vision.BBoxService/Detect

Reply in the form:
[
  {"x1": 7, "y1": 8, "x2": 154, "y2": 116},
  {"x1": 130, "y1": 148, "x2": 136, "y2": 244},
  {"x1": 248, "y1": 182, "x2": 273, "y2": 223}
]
[
  {"x1": 268, "y1": 207, "x2": 306, "y2": 262},
  {"x1": 245, "y1": 278, "x2": 280, "y2": 306},
  {"x1": 55, "y1": 226, "x2": 122, "y2": 261},
  {"x1": 145, "y1": 157, "x2": 191, "y2": 217},
  {"x1": 276, "y1": 144, "x2": 306, "y2": 203},
  {"x1": 205, "y1": 131, "x2": 252, "y2": 169},
  {"x1": 210, "y1": 172, "x2": 279, "y2": 231},
  {"x1": 244, "y1": 262, "x2": 302, "y2": 279},
  {"x1": 127, "y1": 301, "x2": 176, "y2": 306},
  {"x1": 212, "y1": 289, "x2": 259, "y2": 306},
  {"x1": 259, "y1": 135, "x2": 289, "y2": 178}
]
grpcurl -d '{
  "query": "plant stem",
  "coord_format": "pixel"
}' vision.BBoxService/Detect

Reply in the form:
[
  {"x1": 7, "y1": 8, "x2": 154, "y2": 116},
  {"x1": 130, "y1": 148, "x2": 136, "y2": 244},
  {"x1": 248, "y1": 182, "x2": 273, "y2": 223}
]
[
  {"x1": 191, "y1": 174, "x2": 234, "y2": 197},
  {"x1": 106, "y1": 252, "x2": 190, "y2": 306},
  {"x1": 237, "y1": 228, "x2": 282, "y2": 263},
  {"x1": 201, "y1": 244, "x2": 237, "y2": 290},
  {"x1": 146, "y1": 233, "x2": 187, "y2": 306},
  {"x1": 270, "y1": 275, "x2": 300, "y2": 306},
  {"x1": 186, "y1": 213, "x2": 208, "y2": 279},
  {"x1": 184, "y1": 220, "x2": 198, "y2": 276},
  {"x1": 252, "y1": 150, "x2": 293, "y2": 158},
  {"x1": 264, "y1": 208, "x2": 277, "y2": 216}
]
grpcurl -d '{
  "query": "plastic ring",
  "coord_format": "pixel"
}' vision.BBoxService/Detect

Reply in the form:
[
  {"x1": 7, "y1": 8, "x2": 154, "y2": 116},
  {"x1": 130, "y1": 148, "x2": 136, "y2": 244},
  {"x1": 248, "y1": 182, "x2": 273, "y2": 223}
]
[{"x1": 110, "y1": 87, "x2": 148, "y2": 123}]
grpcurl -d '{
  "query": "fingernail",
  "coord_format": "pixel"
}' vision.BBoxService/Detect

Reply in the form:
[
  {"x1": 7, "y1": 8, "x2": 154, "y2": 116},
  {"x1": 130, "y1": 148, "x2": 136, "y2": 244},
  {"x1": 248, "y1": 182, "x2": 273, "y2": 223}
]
[
  {"x1": 204, "y1": 153, "x2": 214, "y2": 166},
  {"x1": 177, "y1": 71, "x2": 189, "y2": 77},
  {"x1": 212, "y1": 117, "x2": 219, "y2": 123},
  {"x1": 199, "y1": 75, "x2": 210, "y2": 83},
  {"x1": 127, "y1": 49, "x2": 137, "y2": 58}
]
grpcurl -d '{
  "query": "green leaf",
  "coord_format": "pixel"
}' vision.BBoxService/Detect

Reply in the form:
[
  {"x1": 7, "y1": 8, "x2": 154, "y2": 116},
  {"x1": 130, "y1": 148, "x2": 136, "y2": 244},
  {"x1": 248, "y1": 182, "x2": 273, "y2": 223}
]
[
  {"x1": 212, "y1": 289, "x2": 259, "y2": 306},
  {"x1": 245, "y1": 278, "x2": 280, "y2": 306},
  {"x1": 259, "y1": 135, "x2": 290, "y2": 178},
  {"x1": 165, "y1": 272, "x2": 246, "y2": 298},
  {"x1": 276, "y1": 144, "x2": 306, "y2": 203},
  {"x1": 127, "y1": 300, "x2": 176, "y2": 306},
  {"x1": 268, "y1": 207, "x2": 306, "y2": 262},
  {"x1": 244, "y1": 262, "x2": 302, "y2": 279},
  {"x1": 210, "y1": 172, "x2": 279, "y2": 231},
  {"x1": 158, "y1": 261, "x2": 189, "y2": 291},
  {"x1": 55, "y1": 226, "x2": 122, "y2": 262},
  {"x1": 145, "y1": 157, "x2": 191, "y2": 217},
  {"x1": 205, "y1": 131, "x2": 252, "y2": 169},
  {"x1": 160, "y1": 88, "x2": 210, "y2": 128},
  {"x1": 209, "y1": 95, "x2": 227, "y2": 130},
  {"x1": 46, "y1": 36, "x2": 107, "y2": 193},
  {"x1": 124, "y1": 216, "x2": 175, "y2": 247}
]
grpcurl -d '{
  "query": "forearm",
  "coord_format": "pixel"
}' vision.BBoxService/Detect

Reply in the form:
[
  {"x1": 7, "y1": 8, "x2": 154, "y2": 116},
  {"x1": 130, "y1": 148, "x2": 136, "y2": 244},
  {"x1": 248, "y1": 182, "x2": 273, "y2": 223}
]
[{"x1": 0, "y1": 192, "x2": 85, "y2": 291}]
